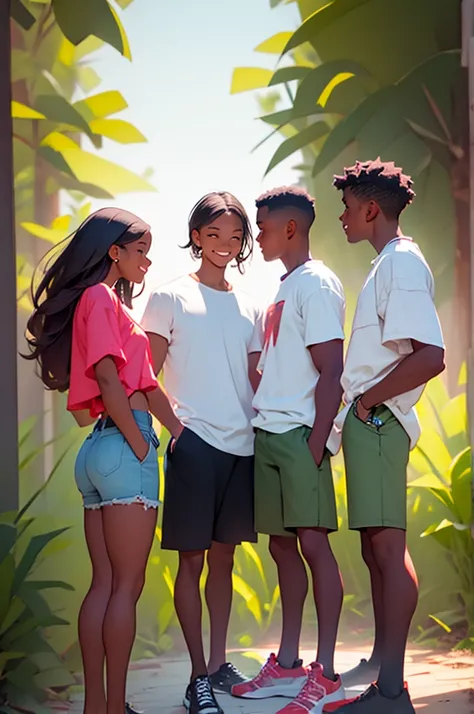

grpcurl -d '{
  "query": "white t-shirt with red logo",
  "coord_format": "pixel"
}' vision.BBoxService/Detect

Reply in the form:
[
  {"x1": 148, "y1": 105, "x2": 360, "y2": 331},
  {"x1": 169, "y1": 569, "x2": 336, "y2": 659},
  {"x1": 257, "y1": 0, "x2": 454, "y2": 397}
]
[
  {"x1": 141, "y1": 275, "x2": 263, "y2": 456},
  {"x1": 252, "y1": 260, "x2": 345, "y2": 453}
]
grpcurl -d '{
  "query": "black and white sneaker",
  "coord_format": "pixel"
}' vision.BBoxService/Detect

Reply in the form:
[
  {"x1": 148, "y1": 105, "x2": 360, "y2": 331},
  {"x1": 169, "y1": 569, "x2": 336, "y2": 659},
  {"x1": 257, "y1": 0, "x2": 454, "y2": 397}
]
[
  {"x1": 209, "y1": 662, "x2": 247, "y2": 694},
  {"x1": 183, "y1": 675, "x2": 223, "y2": 714}
]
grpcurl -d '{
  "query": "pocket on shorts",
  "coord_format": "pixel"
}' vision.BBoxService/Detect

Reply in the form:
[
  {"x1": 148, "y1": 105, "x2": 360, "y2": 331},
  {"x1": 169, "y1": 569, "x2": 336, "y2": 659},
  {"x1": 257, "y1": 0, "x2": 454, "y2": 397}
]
[{"x1": 88, "y1": 432, "x2": 125, "y2": 477}]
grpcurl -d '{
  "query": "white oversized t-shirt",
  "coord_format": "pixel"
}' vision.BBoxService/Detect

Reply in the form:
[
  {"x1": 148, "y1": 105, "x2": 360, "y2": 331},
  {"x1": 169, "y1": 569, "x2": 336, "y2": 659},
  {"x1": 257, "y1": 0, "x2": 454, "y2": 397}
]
[
  {"x1": 334, "y1": 237, "x2": 444, "y2": 450},
  {"x1": 252, "y1": 260, "x2": 345, "y2": 453},
  {"x1": 141, "y1": 275, "x2": 263, "y2": 456}
]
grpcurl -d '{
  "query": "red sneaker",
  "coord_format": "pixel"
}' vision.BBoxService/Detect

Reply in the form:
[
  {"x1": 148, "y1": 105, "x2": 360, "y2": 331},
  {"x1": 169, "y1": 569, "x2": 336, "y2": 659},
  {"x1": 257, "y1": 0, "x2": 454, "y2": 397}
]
[
  {"x1": 275, "y1": 662, "x2": 344, "y2": 714},
  {"x1": 231, "y1": 653, "x2": 307, "y2": 699}
]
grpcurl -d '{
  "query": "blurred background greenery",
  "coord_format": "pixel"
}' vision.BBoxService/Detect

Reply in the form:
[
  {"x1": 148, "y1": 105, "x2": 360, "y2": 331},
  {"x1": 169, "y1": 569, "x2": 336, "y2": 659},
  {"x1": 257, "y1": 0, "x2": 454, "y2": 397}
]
[{"x1": 2, "y1": 0, "x2": 473, "y2": 710}]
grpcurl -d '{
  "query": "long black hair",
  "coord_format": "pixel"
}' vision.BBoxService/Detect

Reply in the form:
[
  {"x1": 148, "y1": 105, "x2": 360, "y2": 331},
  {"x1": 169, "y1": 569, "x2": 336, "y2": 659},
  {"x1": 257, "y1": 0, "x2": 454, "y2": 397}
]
[
  {"x1": 24, "y1": 207, "x2": 150, "y2": 393},
  {"x1": 183, "y1": 191, "x2": 253, "y2": 273}
]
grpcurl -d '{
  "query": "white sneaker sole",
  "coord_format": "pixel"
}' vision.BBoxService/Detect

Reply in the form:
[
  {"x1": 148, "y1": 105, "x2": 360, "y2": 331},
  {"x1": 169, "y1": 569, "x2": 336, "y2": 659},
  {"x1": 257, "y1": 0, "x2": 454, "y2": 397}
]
[{"x1": 234, "y1": 680, "x2": 307, "y2": 699}]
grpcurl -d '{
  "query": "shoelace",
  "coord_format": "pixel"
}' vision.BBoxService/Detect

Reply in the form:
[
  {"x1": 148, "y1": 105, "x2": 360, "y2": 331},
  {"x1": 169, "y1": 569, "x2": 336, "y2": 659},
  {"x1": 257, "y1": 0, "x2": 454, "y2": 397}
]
[
  {"x1": 251, "y1": 657, "x2": 278, "y2": 685},
  {"x1": 195, "y1": 678, "x2": 217, "y2": 707},
  {"x1": 295, "y1": 672, "x2": 326, "y2": 704},
  {"x1": 225, "y1": 663, "x2": 244, "y2": 677}
]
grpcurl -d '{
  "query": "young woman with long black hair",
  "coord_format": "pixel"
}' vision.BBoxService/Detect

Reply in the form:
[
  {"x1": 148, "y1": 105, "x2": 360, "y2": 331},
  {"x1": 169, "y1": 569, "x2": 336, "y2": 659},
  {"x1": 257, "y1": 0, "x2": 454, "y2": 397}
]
[{"x1": 24, "y1": 207, "x2": 181, "y2": 714}]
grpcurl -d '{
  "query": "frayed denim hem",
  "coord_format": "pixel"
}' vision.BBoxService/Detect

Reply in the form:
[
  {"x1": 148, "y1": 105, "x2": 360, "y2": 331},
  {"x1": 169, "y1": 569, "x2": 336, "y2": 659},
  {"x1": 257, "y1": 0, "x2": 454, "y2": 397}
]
[{"x1": 84, "y1": 496, "x2": 160, "y2": 510}]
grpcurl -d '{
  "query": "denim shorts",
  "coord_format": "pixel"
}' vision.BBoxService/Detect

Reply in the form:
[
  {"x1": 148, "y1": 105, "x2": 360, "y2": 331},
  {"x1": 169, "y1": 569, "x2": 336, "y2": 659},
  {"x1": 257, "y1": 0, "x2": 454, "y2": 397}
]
[{"x1": 75, "y1": 410, "x2": 160, "y2": 510}]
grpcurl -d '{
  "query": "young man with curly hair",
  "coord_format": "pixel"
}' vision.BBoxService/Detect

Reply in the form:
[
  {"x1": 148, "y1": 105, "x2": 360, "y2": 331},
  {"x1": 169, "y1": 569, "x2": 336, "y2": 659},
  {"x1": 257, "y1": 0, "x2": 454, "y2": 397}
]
[
  {"x1": 232, "y1": 186, "x2": 346, "y2": 713},
  {"x1": 324, "y1": 159, "x2": 445, "y2": 714}
]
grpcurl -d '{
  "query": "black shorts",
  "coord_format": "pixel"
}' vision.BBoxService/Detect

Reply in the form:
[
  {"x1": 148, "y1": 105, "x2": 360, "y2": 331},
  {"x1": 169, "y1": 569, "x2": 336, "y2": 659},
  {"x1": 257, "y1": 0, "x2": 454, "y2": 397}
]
[{"x1": 162, "y1": 427, "x2": 256, "y2": 551}]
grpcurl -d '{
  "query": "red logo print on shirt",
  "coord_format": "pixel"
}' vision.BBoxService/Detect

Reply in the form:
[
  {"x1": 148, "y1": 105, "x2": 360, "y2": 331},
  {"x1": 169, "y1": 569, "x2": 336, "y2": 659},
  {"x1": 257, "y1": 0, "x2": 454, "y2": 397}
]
[{"x1": 263, "y1": 301, "x2": 285, "y2": 352}]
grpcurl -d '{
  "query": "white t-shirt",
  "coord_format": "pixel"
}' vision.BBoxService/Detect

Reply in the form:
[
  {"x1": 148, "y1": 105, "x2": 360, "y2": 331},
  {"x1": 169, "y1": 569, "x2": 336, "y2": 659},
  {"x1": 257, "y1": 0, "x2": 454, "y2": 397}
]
[
  {"x1": 252, "y1": 260, "x2": 345, "y2": 453},
  {"x1": 141, "y1": 275, "x2": 263, "y2": 456},
  {"x1": 334, "y1": 237, "x2": 444, "y2": 450}
]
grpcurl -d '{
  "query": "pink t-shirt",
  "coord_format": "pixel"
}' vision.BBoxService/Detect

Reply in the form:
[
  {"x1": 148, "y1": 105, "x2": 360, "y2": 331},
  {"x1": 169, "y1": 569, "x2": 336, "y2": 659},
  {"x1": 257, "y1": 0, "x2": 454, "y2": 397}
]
[{"x1": 67, "y1": 283, "x2": 157, "y2": 418}]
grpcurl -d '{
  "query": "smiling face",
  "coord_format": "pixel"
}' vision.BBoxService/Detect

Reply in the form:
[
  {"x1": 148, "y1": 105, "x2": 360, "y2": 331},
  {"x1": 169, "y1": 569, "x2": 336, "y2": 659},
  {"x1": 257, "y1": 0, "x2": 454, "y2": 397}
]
[
  {"x1": 192, "y1": 211, "x2": 244, "y2": 268},
  {"x1": 109, "y1": 230, "x2": 152, "y2": 284}
]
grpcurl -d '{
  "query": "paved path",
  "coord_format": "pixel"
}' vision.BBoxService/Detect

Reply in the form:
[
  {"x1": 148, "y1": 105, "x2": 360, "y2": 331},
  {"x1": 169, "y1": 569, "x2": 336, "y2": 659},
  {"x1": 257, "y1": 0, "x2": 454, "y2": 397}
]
[{"x1": 56, "y1": 646, "x2": 474, "y2": 713}]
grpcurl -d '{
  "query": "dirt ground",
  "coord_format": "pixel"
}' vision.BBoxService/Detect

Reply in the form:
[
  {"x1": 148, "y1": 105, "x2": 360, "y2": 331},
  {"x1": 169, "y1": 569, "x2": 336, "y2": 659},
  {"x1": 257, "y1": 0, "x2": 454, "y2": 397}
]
[{"x1": 56, "y1": 643, "x2": 474, "y2": 713}]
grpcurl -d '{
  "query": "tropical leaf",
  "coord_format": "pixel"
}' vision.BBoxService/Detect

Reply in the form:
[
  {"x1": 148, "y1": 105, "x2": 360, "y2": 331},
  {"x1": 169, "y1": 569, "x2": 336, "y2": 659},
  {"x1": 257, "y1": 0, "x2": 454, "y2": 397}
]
[
  {"x1": 11, "y1": 101, "x2": 44, "y2": 120},
  {"x1": 255, "y1": 32, "x2": 293, "y2": 54},
  {"x1": 52, "y1": 0, "x2": 132, "y2": 59},
  {"x1": 90, "y1": 118, "x2": 147, "y2": 143},
  {"x1": 265, "y1": 120, "x2": 330, "y2": 174},
  {"x1": 0, "y1": 525, "x2": 17, "y2": 566},
  {"x1": 60, "y1": 148, "x2": 156, "y2": 195},
  {"x1": 0, "y1": 597, "x2": 26, "y2": 636},
  {"x1": 231, "y1": 67, "x2": 275, "y2": 94},
  {"x1": 232, "y1": 574, "x2": 262, "y2": 626},
  {"x1": 259, "y1": 109, "x2": 294, "y2": 126},
  {"x1": 12, "y1": 528, "x2": 70, "y2": 595},
  {"x1": 74, "y1": 90, "x2": 128, "y2": 120},
  {"x1": 282, "y1": 0, "x2": 374, "y2": 55},
  {"x1": 21, "y1": 221, "x2": 68, "y2": 245},
  {"x1": 312, "y1": 86, "x2": 397, "y2": 176},
  {"x1": 35, "y1": 95, "x2": 92, "y2": 135},
  {"x1": 292, "y1": 60, "x2": 373, "y2": 116},
  {"x1": 76, "y1": 66, "x2": 101, "y2": 93},
  {"x1": 269, "y1": 66, "x2": 313, "y2": 87},
  {"x1": 10, "y1": 0, "x2": 36, "y2": 30}
]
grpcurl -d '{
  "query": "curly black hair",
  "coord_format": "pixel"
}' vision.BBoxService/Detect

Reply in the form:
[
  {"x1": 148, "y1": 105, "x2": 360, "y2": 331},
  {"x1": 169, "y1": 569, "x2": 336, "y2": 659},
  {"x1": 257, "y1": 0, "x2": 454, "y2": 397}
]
[
  {"x1": 256, "y1": 185, "x2": 315, "y2": 227},
  {"x1": 184, "y1": 191, "x2": 253, "y2": 273},
  {"x1": 333, "y1": 158, "x2": 415, "y2": 219}
]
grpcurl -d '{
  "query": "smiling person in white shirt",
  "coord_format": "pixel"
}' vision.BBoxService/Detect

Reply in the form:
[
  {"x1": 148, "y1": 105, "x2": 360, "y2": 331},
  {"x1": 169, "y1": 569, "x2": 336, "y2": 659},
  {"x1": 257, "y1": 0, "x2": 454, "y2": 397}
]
[{"x1": 327, "y1": 159, "x2": 445, "y2": 714}]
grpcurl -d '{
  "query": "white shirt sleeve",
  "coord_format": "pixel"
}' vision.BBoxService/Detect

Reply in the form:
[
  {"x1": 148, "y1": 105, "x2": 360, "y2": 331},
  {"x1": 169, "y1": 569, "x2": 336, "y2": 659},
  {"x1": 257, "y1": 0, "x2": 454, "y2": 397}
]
[
  {"x1": 248, "y1": 307, "x2": 264, "y2": 354},
  {"x1": 141, "y1": 290, "x2": 174, "y2": 341},
  {"x1": 302, "y1": 286, "x2": 345, "y2": 347},
  {"x1": 376, "y1": 253, "x2": 444, "y2": 353}
]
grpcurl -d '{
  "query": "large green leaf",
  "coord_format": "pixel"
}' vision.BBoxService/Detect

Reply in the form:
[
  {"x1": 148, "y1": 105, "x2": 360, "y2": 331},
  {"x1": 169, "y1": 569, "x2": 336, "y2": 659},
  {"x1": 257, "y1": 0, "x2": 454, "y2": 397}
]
[
  {"x1": 24, "y1": 579, "x2": 75, "y2": 592},
  {"x1": 265, "y1": 120, "x2": 330, "y2": 175},
  {"x1": 90, "y1": 118, "x2": 147, "y2": 143},
  {"x1": 12, "y1": 528, "x2": 70, "y2": 595},
  {"x1": 2, "y1": 614, "x2": 69, "y2": 647},
  {"x1": 260, "y1": 109, "x2": 295, "y2": 126},
  {"x1": 0, "y1": 652, "x2": 24, "y2": 680},
  {"x1": 292, "y1": 60, "x2": 374, "y2": 116},
  {"x1": 231, "y1": 67, "x2": 275, "y2": 94},
  {"x1": 74, "y1": 90, "x2": 128, "y2": 121},
  {"x1": 450, "y1": 447, "x2": 472, "y2": 525},
  {"x1": 282, "y1": 0, "x2": 374, "y2": 55},
  {"x1": 312, "y1": 85, "x2": 397, "y2": 176},
  {"x1": 52, "y1": 0, "x2": 132, "y2": 59}
]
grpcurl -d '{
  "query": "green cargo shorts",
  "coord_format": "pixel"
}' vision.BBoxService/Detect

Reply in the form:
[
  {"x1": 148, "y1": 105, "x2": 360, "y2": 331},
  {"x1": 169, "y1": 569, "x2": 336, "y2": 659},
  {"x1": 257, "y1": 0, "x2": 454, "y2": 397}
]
[
  {"x1": 342, "y1": 403, "x2": 410, "y2": 530},
  {"x1": 254, "y1": 426, "x2": 338, "y2": 536}
]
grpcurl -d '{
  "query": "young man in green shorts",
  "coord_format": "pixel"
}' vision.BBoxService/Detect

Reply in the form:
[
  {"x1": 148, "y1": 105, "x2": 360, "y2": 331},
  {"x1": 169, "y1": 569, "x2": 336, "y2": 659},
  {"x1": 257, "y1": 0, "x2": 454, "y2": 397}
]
[
  {"x1": 232, "y1": 186, "x2": 346, "y2": 713},
  {"x1": 325, "y1": 159, "x2": 445, "y2": 714}
]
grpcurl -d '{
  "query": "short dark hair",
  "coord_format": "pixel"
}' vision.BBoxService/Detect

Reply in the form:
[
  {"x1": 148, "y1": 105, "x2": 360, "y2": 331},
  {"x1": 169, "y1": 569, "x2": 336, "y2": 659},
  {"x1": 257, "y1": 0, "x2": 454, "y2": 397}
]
[
  {"x1": 184, "y1": 191, "x2": 253, "y2": 273},
  {"x1": 256, "y1": 185, "x2": 316, "y2": 226},
  {"x1": 333, "y1": 158, "x2": 415, "y2": 219}
]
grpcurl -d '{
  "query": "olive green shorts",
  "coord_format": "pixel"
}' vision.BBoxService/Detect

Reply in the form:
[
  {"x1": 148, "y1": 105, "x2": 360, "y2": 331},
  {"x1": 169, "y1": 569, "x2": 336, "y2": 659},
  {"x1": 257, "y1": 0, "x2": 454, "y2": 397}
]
[
  {"x1": 342, "y1": 403, "x2": 410, "y2": 530},
  {"x1": 254, "y1": 426, "x2": 338, "y2": 537}
]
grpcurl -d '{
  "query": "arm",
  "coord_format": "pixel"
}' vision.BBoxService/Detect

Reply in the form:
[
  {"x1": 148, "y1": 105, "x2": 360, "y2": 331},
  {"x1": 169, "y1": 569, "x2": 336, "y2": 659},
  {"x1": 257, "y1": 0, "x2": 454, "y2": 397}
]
[
  {"x1": 94, "y1": 357, "x2": 149, "y2": 461},
  {"x1": 248, "y1": 352, "x2": 261, "y2": 393},
  {"x1": 357, "y1": 340, "x2": 445, "y2": 418},
  {"x1": 307, "y1": 340, "x2": 344, "y2": 466},
  {"x1": 146, "y1": 332, "x2": 183, "y2": 439},
  {"x1": 71, "y1": 409, "x2": 96, "y2": 428}
]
